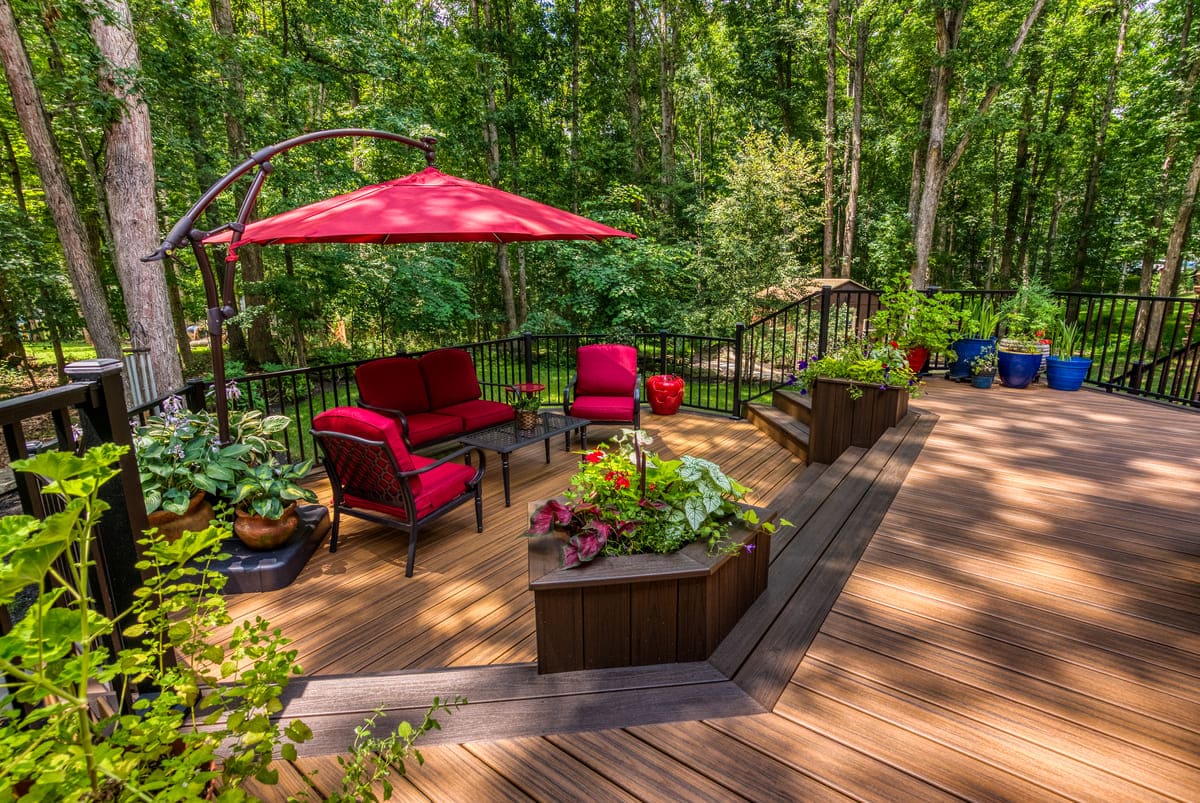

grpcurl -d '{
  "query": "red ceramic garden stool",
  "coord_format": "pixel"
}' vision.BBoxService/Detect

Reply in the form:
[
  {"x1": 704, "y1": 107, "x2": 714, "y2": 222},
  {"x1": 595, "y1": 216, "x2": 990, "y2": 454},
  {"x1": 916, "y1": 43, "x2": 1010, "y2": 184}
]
[{"x1": 646, "y1": 374, "x2": 685, "y2": 415}]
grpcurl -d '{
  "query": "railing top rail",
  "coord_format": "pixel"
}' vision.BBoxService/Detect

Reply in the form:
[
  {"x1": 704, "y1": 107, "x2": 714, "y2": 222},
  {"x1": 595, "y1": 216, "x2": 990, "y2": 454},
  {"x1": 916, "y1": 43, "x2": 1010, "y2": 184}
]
[
  {"x1": 1054, "y1": 290, "x2": 1200, "y2": 303},
  {"x1": 0, "y1": 382, "x2": 92, "y2": 426}
]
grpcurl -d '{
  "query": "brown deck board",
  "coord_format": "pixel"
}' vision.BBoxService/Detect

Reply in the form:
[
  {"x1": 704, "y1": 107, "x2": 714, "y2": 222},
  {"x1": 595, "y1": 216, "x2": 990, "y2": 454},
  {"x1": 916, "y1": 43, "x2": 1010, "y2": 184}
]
[
  {"x1": 461, "y1": 737, "x2": 639, "y2": 802},
  {"x1": 215, "y1": 387, "x2": 1199, "y2": 801}
]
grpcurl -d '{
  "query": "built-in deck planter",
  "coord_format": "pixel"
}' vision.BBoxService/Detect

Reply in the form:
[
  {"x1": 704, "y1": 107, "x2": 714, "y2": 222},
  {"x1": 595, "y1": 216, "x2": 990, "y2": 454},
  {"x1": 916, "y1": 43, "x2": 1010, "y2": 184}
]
[
  {"x1": 808, "y1": 377, "x2": 910, "y2": 464},
  {"x1": 528, "y1": 518, "x2": 772, "y2": 674}
]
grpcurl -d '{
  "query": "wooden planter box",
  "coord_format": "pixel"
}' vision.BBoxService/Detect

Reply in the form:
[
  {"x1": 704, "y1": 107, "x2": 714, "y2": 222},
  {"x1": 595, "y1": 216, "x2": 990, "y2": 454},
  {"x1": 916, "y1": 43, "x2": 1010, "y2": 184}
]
[
  {"x1": 808, "y1": 377, "x2": 909, "y2": 464},
  {"x1": 528, "y1": 518, "x2": 772, "y2": 674}
]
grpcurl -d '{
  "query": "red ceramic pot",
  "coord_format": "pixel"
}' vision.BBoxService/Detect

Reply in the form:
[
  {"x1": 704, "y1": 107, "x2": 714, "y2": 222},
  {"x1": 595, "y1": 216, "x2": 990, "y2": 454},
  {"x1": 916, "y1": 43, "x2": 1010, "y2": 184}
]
[
  {"x1": 646, "y1": 374, "x2": 685, "y2": 415},
  {"x1": 905, "y1": 346, "x2": 929, "y2": 374}
]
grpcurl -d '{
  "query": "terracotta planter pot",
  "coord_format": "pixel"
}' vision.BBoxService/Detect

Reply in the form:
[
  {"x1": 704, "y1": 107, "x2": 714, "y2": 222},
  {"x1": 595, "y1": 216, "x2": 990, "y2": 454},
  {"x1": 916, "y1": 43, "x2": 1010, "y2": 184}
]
[
  {"x1": 147, "y1": 492, "x2": 214, "y2": 541},
  {"x1": 234, "y1": 503, "x2": 300, "y2": 551}
]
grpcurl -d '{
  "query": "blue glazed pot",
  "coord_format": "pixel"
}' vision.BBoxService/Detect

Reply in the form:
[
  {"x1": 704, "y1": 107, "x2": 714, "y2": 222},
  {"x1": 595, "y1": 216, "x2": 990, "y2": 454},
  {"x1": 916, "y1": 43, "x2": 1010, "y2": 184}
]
[
  {"x1": 1045, "y1": 356, "x2": 1092, "y2": 391},
  {"x1": 949, "y1": 337, "x2": 997, "y2": 380},
  {"x1": 971, "y1": 374, "x2": 995, "y2": 389},
  {"x1": 998, "y1": 350, "x2": 1042, "y2": 389}
]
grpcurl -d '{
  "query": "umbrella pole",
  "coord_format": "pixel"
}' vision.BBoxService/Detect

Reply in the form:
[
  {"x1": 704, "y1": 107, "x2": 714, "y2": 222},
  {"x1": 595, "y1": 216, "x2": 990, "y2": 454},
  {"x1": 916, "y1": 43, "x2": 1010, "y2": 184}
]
[{"x1": 189, "y1": 236, "x2": 232, "y2": 444}]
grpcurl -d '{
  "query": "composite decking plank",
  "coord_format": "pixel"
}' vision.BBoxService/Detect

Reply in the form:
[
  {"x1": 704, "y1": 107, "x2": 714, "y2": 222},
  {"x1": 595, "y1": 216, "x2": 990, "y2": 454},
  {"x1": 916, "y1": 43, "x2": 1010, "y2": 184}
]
[
  {"x1": 286, "y1": 754, "x2": 430, "y2": 802},
  {"x1": 829, "y1": 596, "x2": 1200, "y2": 768},
  {"x1": 462, "y1": 737, "x2": 638, "y2": 802},
  {"x1": 805, "y1": 631, "x2": 1200, "y2": 799},
  {"x1": 724, "y1": 415, "x2": 933, "y2": 704},
  {"x1": 865, "y1": 530, "x2": 1199, "y2": 628},
  {"x1": 545, "y1": 728, "x2": 750, "y2": 802},
  {"x1": 282, "y1": 679, "x2": 763, "y2": 756},
  {"x1": 788, "y1": 659, "x2": 1179, "y2": 802},
  {"x1": 826, "y1": 591, "x2": 1200, "y2": 745},
  {"x1": 401, "y1": 743, "x2": 530, "y2": 802},
  {"x1": 775, "y1": 679, "x2": 1077, "y2": 802},
  {"x1": 234, "y1": 758, "x2": 316, "y2": 801},
  {"x1": 882, "y1": 501, "x2": 1200, "y2": 591},
  {"x1": 857, "y1": 544, "x2": 1200, "y2": 658},
  {"x1": 626, "y1": 720, "x2": 854, "y2": 801},
  {"x1": 705, "y1": 712, "x2": 961, "y2": 802}
]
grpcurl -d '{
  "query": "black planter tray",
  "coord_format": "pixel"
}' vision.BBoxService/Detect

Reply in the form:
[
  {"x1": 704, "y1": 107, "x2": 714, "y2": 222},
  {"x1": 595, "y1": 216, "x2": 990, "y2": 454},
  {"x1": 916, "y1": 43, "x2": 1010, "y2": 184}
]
[{"x1": 207, "y1": 503, "x2": 330, "y2": 594}]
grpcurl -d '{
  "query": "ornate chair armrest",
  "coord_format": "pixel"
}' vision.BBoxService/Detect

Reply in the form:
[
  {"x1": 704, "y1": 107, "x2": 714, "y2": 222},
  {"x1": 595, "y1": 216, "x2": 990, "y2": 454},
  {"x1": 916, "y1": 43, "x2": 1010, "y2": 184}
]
[
  {"x1": 562, "y1": 372, "x2": 578, "y2": 414},
  {"x1": 400, "y1": 445, "x2": 487, "y2": 485},
  {"x1": 358, "y1": 401, "x2": 412, "y2": 441}
]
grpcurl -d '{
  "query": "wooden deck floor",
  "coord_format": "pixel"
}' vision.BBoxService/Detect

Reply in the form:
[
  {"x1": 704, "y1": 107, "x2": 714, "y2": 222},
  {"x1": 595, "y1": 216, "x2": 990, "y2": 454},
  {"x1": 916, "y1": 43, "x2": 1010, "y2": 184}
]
[{"x1": 235, "y1": 384, "x2": 1200, "y2": 801}]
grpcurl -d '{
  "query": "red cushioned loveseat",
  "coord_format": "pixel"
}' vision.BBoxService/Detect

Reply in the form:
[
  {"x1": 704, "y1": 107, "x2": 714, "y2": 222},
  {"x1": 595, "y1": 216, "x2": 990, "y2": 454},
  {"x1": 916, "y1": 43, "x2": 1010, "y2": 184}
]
[{"x1": 355, "y1": 348, "x2": 514, "y2": 449}]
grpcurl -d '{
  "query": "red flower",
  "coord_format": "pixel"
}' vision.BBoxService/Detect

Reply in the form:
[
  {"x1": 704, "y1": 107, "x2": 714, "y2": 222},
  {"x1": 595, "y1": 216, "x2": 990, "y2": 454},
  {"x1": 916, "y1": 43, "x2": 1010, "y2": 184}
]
[
  {"x1": 584, "y1": 450, "x2": 604, "y2": 464},
  {"x1": 889, "y1": 340, "x2": 899, "y2": 348},
  {"x1": 614, "y1": 475, "x2": 630, "y2": 489}
]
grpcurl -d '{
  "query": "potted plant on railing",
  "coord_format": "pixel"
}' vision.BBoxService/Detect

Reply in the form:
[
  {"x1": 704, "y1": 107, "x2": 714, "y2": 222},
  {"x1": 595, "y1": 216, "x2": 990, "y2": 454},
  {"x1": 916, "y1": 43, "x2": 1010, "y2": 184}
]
[
  {"x1": 869, "y1": 276, "x2": 961, "y2": 372},
  {"x1": 969, "y1": 349, "x2": 998, "y2": 389},
  {"x1": 525, "y1": 429, "x2": 782, "y2": 673},
  {"x1": 948, "y1": 296, "x2": 1002, "y2": 380},
  {"x1": 231, "y1": 457, "x2": 320, "y2": 549},
  {"x1": 1045, "y1": 319, "x2": 1093, "y2": 391}
]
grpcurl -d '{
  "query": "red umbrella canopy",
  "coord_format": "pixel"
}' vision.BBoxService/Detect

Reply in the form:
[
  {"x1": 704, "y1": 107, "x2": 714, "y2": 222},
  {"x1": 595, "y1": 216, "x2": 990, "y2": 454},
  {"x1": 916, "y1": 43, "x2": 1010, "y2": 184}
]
[{"x1": 205, "y1": 167, "x2": 635, "y2": 252}]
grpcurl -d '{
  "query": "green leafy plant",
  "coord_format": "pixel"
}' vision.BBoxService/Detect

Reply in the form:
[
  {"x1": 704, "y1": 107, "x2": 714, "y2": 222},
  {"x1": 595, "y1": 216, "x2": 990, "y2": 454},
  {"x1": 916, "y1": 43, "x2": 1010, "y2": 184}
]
[
  {"x1": 791, "y1": 338, "x2": 923, "y2": 399},
  {"x1": 232, "y1": 457, "x2": 319, "y2": 519},
  {"x1": 0, "y1": 445, "x2": 311, "y2": 800},
  {"x1": 970, "y1": 349, "x2": 997, "y2": 375},
  {"x1": 324, "y1": 698, "x2": 465, "y2": 803},
  {"x1": 1051, "y1": 318, "x2": 1084, "y2": 359},
  {"x1": 999, "y1": 278, "x2": 1059, "y2": 343},
  {"x1": 133, "y1": 394, "x2": 293, "y2": 515},
  {"x1": 959, "y1": 296, "x2": 1003, "y2": 340},
  {"x1": 869, "y1": 275, "x2": 961, "y2": 351},
  {"x1": 527, "y1": 429, "x2": 779, "y2": 567},
  {"x1": 1, "y1": 446, "x2": 458, "y2": 801},
  {"x1": 510, "y1": 393, "x2": 542, "y2": 413}
]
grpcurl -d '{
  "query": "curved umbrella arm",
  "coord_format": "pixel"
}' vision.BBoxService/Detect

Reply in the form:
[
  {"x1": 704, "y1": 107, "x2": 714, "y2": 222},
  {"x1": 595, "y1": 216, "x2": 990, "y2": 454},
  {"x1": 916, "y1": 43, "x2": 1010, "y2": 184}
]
[{"x1": 144, "y1": 128, "x2": 437, "y2": 262}]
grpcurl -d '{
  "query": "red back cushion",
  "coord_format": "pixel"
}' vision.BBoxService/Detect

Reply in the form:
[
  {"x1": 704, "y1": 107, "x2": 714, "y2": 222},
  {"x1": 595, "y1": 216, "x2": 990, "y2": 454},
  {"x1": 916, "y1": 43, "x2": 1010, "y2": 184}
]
[
  {"x1": 575, "y1": 344, "x2": 637, "y2": 396},
  {"x1": 355, "y1": 357, "x2": 430, "y2": 414},
  {"x1": 313, "y1": 407, "x2": 418, "y2": 480},
  {"x1": 419, "y1": 349, "x2": 482, "y2": 408}
]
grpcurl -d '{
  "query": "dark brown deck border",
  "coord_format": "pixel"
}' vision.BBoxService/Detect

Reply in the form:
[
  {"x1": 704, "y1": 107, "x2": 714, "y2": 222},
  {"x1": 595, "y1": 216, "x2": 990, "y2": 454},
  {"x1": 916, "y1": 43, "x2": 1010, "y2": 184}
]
[{"x1": 266, "y1": 409, "x2": 933, "y2": 754}]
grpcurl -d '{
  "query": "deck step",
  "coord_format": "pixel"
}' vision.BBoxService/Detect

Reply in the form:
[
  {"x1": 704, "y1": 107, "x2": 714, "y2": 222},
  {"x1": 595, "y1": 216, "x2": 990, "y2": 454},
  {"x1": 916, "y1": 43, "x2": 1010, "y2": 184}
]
[
  {"x1": 772, "y1": 389, "x2": 812, "y2": 426},
  {"x1": 744, "y1": 403, "x2": 809, "y2": 463}
]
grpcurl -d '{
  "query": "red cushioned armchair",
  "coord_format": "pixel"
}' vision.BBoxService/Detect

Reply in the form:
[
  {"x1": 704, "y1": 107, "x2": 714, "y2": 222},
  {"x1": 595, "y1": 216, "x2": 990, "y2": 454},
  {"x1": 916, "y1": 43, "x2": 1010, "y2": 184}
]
[
  {"x1": 311, "y1": 407, "x2": 486, "y2": 577},
  {"x1": 563, "y1": 343, "x2": 641, "y2": 447}
]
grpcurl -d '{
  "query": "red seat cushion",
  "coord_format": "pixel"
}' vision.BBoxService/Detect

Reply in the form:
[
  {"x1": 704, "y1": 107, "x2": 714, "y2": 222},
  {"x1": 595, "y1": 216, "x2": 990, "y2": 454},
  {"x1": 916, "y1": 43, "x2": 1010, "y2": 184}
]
[
  {"x1": 570, "y1": 395, "x2": 636, "y2": 422},
  {"x1": 344, "y1": 457, "x2": 475, "y2": 521},
  {"x1": 420, "y1": 349, "x2": 483, "y2": 408},
  {"x1": 575, "y1": 344, "x2": 637, "y2": 396},
  {"x1": 403, "y1": 412, "x2": 464, "y2": 447},
  {"x1": 436, "y1": 399, "x2": 514, "y2": 431},
  {"x1": 313, "y1": 407, "x2": 420, "y2": 492},
  {"x1": 355, "y1": 357, "x2": 430, "y2": 414}
]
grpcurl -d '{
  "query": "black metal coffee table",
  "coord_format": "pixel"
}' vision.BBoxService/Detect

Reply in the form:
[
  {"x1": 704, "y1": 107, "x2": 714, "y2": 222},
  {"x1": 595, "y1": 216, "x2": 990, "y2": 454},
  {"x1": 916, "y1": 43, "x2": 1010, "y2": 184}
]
[{"x1": 459, "y1": 412, "x2": 590, "y2": 506}]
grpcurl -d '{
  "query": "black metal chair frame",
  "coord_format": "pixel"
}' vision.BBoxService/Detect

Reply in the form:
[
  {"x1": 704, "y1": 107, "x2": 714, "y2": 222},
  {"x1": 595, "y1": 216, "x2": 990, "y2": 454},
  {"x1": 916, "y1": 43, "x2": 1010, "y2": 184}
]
[{"x1": 311, "y1": 429, "x2": 486, "y2": 577}]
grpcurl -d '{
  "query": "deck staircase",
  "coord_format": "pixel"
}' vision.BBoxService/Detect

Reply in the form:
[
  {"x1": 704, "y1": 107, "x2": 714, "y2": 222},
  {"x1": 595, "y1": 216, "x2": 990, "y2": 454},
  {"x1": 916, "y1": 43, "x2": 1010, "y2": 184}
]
[{"x1": 743, "y1": 389, "x2": 812, "y2": 464}]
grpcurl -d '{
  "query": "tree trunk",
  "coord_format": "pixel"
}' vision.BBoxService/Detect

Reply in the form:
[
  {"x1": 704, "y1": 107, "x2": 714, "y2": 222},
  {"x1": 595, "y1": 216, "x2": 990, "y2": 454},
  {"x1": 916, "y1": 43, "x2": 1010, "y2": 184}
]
[
  {"x1": 569, "y1": 0, "x2": 581, "y2": 212},
  {"x1": 475, "y1": 0, "x2": 517, "y2": 333},
  {"x1": 822, "y1": 0, "x2": 838, "y2": 278},
  {"x1": 658, "y1": 0, "x2": 677, "y2": 212},
  {"x1": 911, "y1": 0, "x2": 1047, "y2": 288},
  {"x1": 1146, "y1": 145, "x2": 1200, "y2": 352},
  {"x1": 90, "y1": 0, "x2": 183, "y2": 394},
  {"x1": 1070, "y1": 0, "x2": 1129, "y2": 292},
  {"x1": 840, "y1": 14, "x2": 866, "y2": 280},
  {"x1": 999, "y1": 66, "x2": 1037, "y2": 283},
  {"x1": 1135, "y1": 12, "x2": 1197, "y2": 338},
  {"x1": 166, "y1": 262, "x2": 191, "y2": 365},
  {"x1": 0, "y1": 0, "x2": 121, "y2": 359},
  {"x1": 209, "y1": 0, "x2": 277, "y2": 369},
  {"x1": 626, "y1": 0, "x2": 644, "y2": 178},
  {"x1": 0, "y1": 271, "x2": 25, "y2": 369}
]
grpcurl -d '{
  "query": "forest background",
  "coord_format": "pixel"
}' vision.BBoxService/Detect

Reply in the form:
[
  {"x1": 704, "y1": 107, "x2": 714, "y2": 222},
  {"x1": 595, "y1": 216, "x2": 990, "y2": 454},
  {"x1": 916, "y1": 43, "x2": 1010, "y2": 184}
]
[{"x1": 0, "y1": 0, "x2": 1196, "y2": 397}]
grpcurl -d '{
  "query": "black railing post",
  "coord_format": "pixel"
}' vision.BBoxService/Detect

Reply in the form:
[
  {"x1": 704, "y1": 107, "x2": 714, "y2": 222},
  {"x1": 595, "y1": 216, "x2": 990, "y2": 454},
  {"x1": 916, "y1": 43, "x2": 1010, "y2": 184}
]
[
  {"x1": 184, "y1": 377, "x2": 208, "y2": 412},
  {"x1": 732, "y1": 323, "x2": 745, "y2": 418},
  {"x1": 523, "y1": 332, "x2": 534, "y2": 384},
  {"x1": 817, "y1": 285, "x2": 832, "y2": 358},
  {"x1": 659, "y1": 330, "x2": 668, "y2": 376},
  {"x1": 64, "y1": 359, "x2": 149, "y2": 653}
]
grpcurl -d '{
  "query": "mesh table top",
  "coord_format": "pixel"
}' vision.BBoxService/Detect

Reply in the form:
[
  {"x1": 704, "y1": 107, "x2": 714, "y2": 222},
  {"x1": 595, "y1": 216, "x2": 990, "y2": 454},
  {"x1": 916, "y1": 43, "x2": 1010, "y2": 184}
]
[{"x1": 458, "y1": 412, "x2": 589, "y2": 454}]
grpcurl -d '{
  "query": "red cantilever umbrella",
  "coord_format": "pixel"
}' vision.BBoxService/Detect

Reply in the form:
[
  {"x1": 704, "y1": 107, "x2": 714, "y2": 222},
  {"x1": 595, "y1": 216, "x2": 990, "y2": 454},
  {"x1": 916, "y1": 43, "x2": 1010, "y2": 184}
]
[{"x1": 205, "y1": 166, "x2": 635, "y2": 252}]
